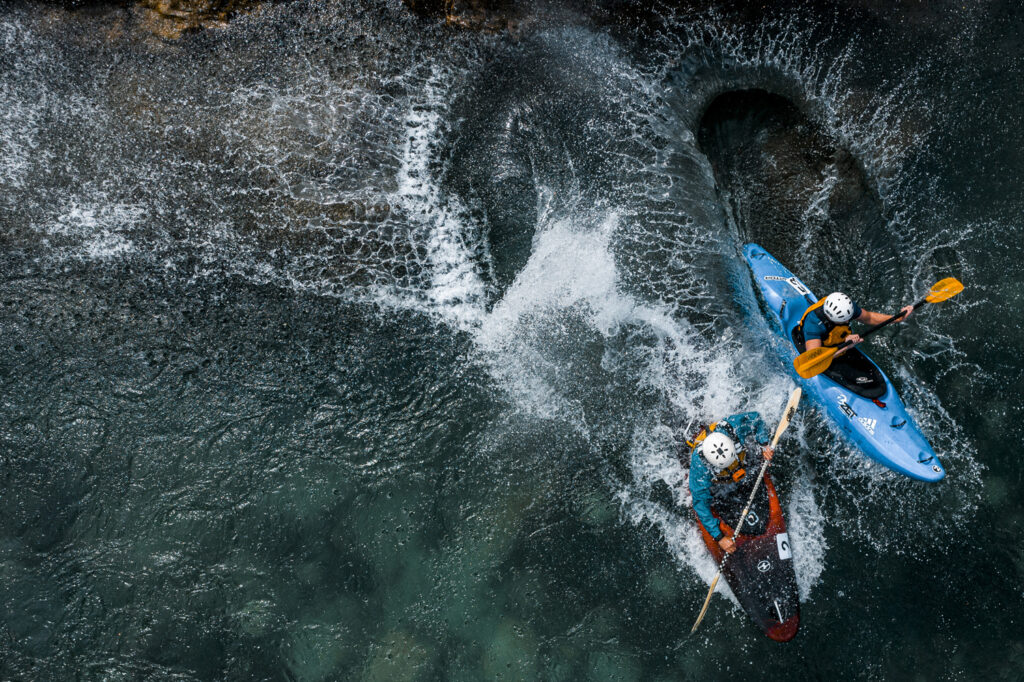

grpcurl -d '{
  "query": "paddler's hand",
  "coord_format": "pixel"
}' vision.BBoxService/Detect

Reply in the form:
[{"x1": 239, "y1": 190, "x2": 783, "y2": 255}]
[
  {"x1": 718, "y1": 537, "x2": 736, "y2": 554},
  {"x1": 896, "y1": 304, "x2": 913, "y2": 321},
  {"x1": 762, "y1": 446, "x2": 774, "y2": 462},
  {"x1": 836, "y1": 334, "x2": 862, "y2": 356}
]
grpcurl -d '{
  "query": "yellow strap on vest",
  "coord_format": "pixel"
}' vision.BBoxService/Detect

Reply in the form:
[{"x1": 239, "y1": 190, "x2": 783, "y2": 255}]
[
  {"x1": 686, "y1": 421, "x2": 719, "y2": 449},
  {"x1": 713, "y1": 450, "x2": 747, "y2": 481},
  {"x1": 797, "y1": 297, "x2": 852, "y2": 347},
  {"x1": 689, "y1": 421, "x2": 748, "y2": 481}
]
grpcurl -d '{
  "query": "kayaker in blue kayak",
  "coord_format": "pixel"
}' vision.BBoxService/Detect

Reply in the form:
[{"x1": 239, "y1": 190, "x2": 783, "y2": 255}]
[
  {"x1": 687, "y1": 413, "x2": 774, "y2": 554},
  {"x1": 797, "y1": 292, "x2": 914, "y2": 356}
]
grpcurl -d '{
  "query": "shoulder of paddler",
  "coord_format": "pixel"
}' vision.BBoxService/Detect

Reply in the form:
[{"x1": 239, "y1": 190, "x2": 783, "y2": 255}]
[
  {"x1": 797, "y1": 297, "x2": 851, "y2": 347},
  {"x1": 685, "y1": 422, "x2": 716, "y2": 449},
  {"x1": 685, "y1": 420, "x2": 740, "y2": 452},
  {"x1": 686, "y1": 420, "x2": 750, "y2": 482}
]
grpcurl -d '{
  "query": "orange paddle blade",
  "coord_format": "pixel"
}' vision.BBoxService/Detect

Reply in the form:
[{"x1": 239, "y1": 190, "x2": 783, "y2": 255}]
[
  {"x1": 925, "y1": 277, "x2": 964, "y2": 303},
  {"x1": 793, "y1": 346, "x2": 839, "y2": 379}
]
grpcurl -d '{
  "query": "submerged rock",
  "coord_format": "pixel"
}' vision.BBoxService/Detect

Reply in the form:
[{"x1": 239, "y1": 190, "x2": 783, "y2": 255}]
[
  {"x1": 36, "y1": 0, "x2": 266, "y2": 40},
  {"x1": 404, "y1": 0, "x2": 528, "y2": 32},
  {"x1": 132, "y1": 0, "x2": 261, "y2": 39},
  {"x1": 697, "y1": 88, "x2": 902, "y2": 297}
]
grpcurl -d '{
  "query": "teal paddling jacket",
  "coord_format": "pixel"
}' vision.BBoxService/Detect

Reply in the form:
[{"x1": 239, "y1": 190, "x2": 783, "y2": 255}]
[{"x1": 688, "y1": 412, "x2": 771, "y2": 540}]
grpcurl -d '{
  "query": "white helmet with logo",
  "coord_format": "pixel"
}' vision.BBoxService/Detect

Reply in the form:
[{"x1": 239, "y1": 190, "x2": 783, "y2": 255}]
[
  {"x1": 823, "y1": 292, "x2": 855, "y2": 324},
  {"x1": 700, "y1": 431, "x2": 738, "y2": 471}
]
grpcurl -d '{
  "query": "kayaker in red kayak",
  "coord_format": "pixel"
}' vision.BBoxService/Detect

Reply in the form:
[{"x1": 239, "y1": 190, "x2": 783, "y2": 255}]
[{"x1": 687, "y1": 413, "x2": 775, "y2": 554}]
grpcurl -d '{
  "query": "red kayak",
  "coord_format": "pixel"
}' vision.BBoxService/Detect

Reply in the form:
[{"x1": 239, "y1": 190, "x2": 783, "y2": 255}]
[{"x1": 695, "y1": 473, "x2": 800, "y2": 642}]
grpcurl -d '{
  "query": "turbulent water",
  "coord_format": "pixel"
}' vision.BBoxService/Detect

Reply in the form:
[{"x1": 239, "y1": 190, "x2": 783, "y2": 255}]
[{"x1": 2, "y1": 1, "x2": 1023, "y2": 679}]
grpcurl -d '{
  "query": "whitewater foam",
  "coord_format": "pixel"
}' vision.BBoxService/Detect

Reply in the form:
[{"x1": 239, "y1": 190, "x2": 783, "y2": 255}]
[
  {"x1": 394, "y1": 66, "x2": 490, "y2": 329},
  {"x1": 0, "y1": 1, "x2": 979, "y2": 606},
  {"x1": 39, "y1": 202, "x2": 142, "y2": 261}
]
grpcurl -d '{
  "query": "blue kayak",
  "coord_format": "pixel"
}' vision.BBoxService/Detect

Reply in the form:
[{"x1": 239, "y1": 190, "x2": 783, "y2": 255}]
[{"x1": 742, "y1": 243, "x2": 945, "y2": 482}]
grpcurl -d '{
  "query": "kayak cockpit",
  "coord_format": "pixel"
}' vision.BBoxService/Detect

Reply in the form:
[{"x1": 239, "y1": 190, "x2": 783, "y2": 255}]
[{"x1": 790, "y1": 326, "x2": 886, "y2": 399}]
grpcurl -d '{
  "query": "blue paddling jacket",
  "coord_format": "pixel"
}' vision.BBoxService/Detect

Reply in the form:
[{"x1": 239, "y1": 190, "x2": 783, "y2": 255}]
[{"x1": 688, "y1": 412, "x2": 771, "y2": 540}]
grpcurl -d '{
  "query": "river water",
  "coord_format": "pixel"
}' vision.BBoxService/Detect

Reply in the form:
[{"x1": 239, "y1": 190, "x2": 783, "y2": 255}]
[{"x1": 1, "y1": 1, "x2": 1022, "y2": 679}]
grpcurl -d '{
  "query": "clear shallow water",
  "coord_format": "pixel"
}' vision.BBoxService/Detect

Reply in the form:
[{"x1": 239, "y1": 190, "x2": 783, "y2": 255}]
[{"x1": 1, "y1": 1, "x2": 1022, "y2": 679}]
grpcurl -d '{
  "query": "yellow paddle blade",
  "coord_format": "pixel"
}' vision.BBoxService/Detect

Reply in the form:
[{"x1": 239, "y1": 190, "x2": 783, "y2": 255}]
[
  {"x1": 793, "y1": 346, "x2": 838, "y2": 379},
  {"x1": 925, "y1": 277, "x2": 964, "y2": 303}
]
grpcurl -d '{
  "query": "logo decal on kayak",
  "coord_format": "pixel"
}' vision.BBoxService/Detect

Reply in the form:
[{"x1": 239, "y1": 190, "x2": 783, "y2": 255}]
[
  {"x1": 746, "y1": 510, "x2": 760, "y2": 526},
  {"x1": 837, "y1": 394, "x2": 856, "y2": 418},
  {"x1": 763, "y1": 276, "x2": 811, "y2": 296},
  {"x1": 786, "y1": 277, "x2": 811, "y2": 295},
  {"x1": 757, "y1": 559, "x2": 772, "y2": 573},
  {"x1": 776, "y1": 533, "x2": 792, "y2": 560},
  {"x1": 858, "y1": 417, "x2": 877, "y2": 434}
]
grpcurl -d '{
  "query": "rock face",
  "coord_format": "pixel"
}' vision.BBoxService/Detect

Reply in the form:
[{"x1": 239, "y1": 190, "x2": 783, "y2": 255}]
[
  {"x1": 47, "y1": 0, "x2": 522, "y2": 38},
  {"x1": 48, "y1": 0, "x2": 640, "y2": 39},
  {"x1": 697, "y1": 89, "x2": 902, "y2": 298},
  {"x1": 132, "y1": 0, "x2": 260, "y2": 39},
  {"x1": 404, "y1": 0, "x2": 525, "y2": 32}
]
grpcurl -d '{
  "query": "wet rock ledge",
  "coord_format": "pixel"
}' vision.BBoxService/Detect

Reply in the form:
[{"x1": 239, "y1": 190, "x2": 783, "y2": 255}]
[
  {"x1": 404, "y1": 0, "x2": 526, "y2": 32},
  {"x1": 46, "y1": 0, "x2": 528, "y2": 38},
  {"x1": 134, "y1": 0, "x2": 526, "y2": 38},
  {"x1": 132, "y1": 0, "x2": 258, "y2": 38},
  {"x1": 48, "y1": 0, "x2": 268, "y2": 39}
]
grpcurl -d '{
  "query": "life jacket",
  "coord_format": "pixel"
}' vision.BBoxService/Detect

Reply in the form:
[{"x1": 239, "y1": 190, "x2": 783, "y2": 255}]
[
  {"x1": 687, "y1": 421, "x2": 748, "y2": 483},
  {"x1": 796, "y1": 297, "x2": 852, "y2": 347}
]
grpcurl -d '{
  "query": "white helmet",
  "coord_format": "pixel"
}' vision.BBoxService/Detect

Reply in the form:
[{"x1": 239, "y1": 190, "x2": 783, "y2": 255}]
[
  {"x1": 823, "y1": 292, "x2": 855, "y2": 324},
  {"x1": 700, "y1": 432, "x2": 738, "y2": 471}
]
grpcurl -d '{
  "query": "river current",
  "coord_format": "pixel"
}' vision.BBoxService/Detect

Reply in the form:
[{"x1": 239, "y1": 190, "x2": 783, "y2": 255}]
[{"x1": 1, "y1": 1, "x2": 1022, "y2": 679}]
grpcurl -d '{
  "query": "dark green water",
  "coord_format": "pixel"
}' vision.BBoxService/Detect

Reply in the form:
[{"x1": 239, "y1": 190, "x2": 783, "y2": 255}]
[{"x1": 1, "y1": 1, "x2": 1022, "y2": 679}]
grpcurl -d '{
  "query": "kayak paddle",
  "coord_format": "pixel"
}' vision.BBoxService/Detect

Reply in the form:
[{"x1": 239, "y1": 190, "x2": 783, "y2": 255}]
[
  {"x1": 690, "y1": 387, "x2": 802, "y2": 635},
  {"x1": 793, "y1": 278, "x2": 964, "y2": 380}
]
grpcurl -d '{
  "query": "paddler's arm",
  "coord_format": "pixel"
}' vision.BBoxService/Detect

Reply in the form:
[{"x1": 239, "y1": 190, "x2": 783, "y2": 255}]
[
  {"x1": 725, "y1": 412, "x2": 760, "y2": 441},
  {"x1": 689, "y1": 451, "x2": 735, "y2": 553},
  {"x1": 748, "y1": 413, "x2": 774, "y2": 461},
  {"x1": 838, "y1": 305, "x2": 913, "y2": 355},
  {"x1": 805, "y1": 337, "x2": 822, "y2": 350},
  {"x1": 856, "y1": 305, "x2": 914, "y2": 326},
  {"x1": 750, "y1": 413, "x2": 772, "y2": 445}
]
